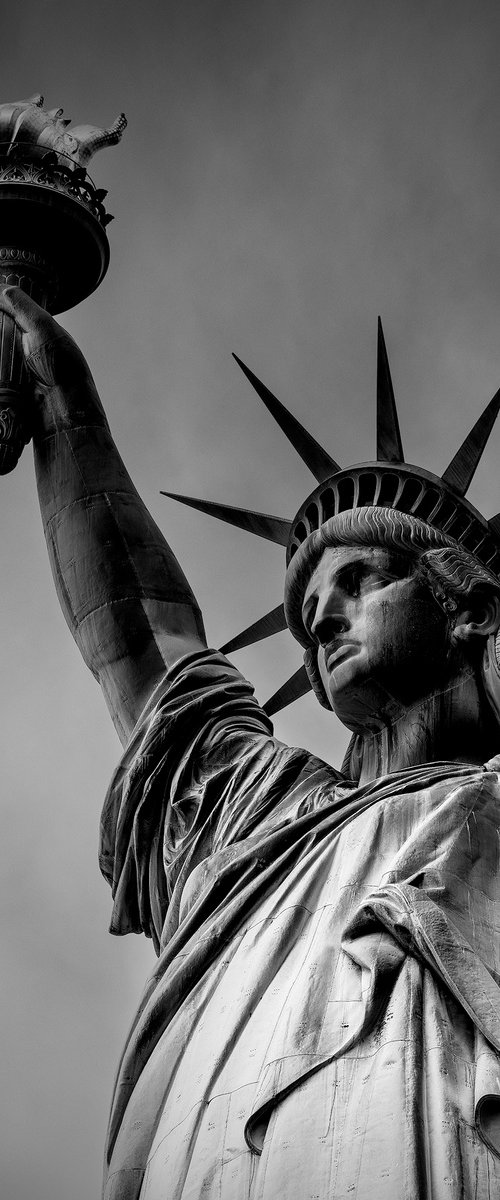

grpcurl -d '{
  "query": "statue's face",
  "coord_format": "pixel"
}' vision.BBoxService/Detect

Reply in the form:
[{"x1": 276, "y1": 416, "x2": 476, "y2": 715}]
[{"x1": 301, "y1": 544, "x2": 455, "y2": 731}]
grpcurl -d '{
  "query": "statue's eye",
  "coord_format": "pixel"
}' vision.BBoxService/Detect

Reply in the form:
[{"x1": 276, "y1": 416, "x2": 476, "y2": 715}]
[{"x1": 342, "y1": 567, "x2": 362, "y2": 597}]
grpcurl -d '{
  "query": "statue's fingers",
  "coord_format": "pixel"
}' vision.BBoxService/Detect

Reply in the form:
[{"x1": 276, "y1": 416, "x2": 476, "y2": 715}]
[
  {"x1": 0, "y1": 286, "x2": 88, "y2": 392},
  {"x1": 0, "y1": 286, "x2": 60, "y2": 340}
]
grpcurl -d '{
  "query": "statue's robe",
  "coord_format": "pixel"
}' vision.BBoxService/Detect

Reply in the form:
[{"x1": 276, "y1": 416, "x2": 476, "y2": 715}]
[{"x1": 100, "y1": 651, "x2": 500, "y2": 1200}]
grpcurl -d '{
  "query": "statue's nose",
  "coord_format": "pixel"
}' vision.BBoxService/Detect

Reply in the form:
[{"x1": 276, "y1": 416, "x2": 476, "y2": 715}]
[{"x1": 310, "y1": 592, "x2": 350, "y2": 646}]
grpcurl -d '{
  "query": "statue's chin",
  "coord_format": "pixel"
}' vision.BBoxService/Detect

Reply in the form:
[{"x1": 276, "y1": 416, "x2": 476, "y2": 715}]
[
  {"x1": 328, "y1": 667, "x2": 410, "y2": 734},
  {"x1": 323, "y1": 653, "x2": 376, "y2": 727},
  {"x1": 327, "y1": 673, "x2": 385, "y2": 733}
]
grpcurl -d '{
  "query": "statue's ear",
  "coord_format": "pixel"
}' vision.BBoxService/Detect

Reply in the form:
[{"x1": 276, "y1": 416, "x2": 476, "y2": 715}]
[{"x1": 452, "y1": 589, "x2": 500, "y2": 645}]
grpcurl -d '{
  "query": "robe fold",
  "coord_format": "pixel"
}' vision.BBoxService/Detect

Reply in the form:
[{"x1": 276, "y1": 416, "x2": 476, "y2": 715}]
[{"x1": 99, "y1": 650, "x2": 500, "y2": 1199}]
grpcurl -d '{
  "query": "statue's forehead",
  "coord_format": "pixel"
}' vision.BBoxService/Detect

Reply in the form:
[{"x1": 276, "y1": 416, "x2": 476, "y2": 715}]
[
  {"x1": 303, "y1": 543, "x2": 397, "y2": 598},
  {"x1": 317, "y1": 542, "x2": 397, "y2": 570}
]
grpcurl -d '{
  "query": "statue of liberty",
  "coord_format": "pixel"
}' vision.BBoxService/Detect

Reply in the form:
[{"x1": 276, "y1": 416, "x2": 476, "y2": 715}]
[{"x1": 2, "y1": 276, "x2": 500, "y2": 1199}]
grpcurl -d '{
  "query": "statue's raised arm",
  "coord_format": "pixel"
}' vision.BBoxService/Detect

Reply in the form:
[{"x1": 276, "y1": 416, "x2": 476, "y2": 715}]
[
  {"x1": 0, "y1": 95, "x2": 195, "y2": 741},
  {"x1": 0, "y1": 287, "x2": 206, "y2": 741}
]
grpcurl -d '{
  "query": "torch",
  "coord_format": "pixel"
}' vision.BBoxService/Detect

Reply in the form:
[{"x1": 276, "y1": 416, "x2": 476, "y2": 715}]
[{"x1": 0, "y1": 94, "x2": 126, "y2": 473}]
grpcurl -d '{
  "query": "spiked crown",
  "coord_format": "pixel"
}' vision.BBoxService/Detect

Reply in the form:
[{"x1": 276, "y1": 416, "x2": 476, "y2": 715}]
[{"x1": 163, "y1": 321, "x2": 500, "y2": 715}]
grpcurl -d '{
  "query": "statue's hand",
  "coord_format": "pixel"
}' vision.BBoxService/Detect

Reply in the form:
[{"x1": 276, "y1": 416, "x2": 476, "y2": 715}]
[
  {"x1": 0, "y1": 286, "x2": 106, "y2": 435},
  {"x1": 0, "y1": 286, "x2": 85, "y2": 388}
]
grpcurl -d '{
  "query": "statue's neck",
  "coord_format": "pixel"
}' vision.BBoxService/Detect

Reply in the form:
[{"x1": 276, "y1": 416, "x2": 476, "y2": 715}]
[{"x1": 349, "y1": 669, "x2": 499, "y2": 786}]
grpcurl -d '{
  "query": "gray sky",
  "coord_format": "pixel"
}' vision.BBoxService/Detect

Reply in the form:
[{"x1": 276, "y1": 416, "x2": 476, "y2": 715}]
[{"x1": 3, "y1": 1, "x2": 500, "y2": 1196}]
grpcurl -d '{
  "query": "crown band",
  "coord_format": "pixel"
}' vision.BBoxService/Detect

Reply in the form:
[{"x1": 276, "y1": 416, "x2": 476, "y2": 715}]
[{"x1": 287, "y1": 463, "x2": 500, "y2": 574}]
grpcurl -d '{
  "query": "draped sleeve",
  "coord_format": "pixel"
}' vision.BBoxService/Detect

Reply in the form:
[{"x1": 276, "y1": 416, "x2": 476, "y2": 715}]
[{"x1": 99, "y1": 649, "x2": 338, "y2": 953}]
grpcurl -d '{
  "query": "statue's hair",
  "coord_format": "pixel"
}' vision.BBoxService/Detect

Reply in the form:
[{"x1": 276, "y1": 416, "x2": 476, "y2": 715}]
[
  {"x1": 284, "y1": 505, "x2": 500, "y2": 650},
  {"x1": 418, "y1": 546, "x2": 500, "y2": 612}
]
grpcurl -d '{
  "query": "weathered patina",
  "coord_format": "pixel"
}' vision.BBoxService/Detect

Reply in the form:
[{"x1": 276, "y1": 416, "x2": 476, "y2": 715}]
[{"x1": 3, "y1": 265, "x2": 500, "y2": 1198}]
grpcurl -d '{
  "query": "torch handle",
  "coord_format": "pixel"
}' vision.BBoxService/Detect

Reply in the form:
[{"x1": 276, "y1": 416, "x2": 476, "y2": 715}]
[{"x1": 0, "y1": 247, "x2": 54, "y2": 474}]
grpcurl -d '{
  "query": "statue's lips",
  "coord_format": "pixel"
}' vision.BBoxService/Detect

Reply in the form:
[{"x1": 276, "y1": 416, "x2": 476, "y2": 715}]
[{"x1": 325, "y1": 643, "x2": 359, "y2": 671}]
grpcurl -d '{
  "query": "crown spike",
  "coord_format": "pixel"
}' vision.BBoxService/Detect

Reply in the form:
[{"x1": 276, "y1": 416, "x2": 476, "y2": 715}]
[
  {"x1": 161, "y1": 492, "x2": 291, "y2": 546},
  {"x1": 377, "y1": 318, "x2": 404, "y2": 463},
  {"x1": 263, "y1": 664, "x2": 312, "y2": 716},
  {"x1": 220, "y1": 604, "x2": 287, "y2": 654},
  {"x1": 232, "y1": 354, "x2": 340, "y2": 483},
  {"x1": 441, "y1": 387, "x2": 500, "y2": 496}
]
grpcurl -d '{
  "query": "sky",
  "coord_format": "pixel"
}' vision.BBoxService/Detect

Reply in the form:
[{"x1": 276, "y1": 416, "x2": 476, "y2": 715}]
[{"x1": 3, "y1": 1, "x2": 500, "y2": 1196}]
